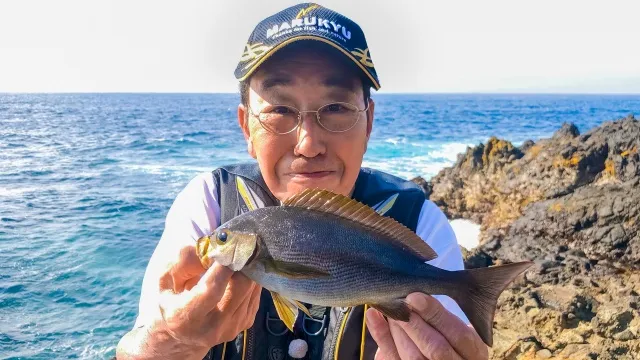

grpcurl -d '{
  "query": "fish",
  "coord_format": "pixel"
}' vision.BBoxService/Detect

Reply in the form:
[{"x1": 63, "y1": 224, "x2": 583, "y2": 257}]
[{"x1": 195, "y1": 188, "x2": 533, "y2": 346}]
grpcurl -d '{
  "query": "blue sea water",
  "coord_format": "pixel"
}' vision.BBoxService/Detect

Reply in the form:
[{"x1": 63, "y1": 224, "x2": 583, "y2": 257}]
[{"x1": 1, "y1": 93, "x2": 639, "y2": 359}]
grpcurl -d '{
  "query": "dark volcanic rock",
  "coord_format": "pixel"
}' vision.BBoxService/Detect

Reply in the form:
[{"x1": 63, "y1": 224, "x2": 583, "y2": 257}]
[
  {"x1": 428, "y1": 115, "x2": 640, "y2": 359},
  {"x1": 410, "y1": 176, "x2": 432, "y2": 198},
  {"x1": 552, "y1": 122, "x2": 580, "y2": 140},
  {"x1": 486, "y1": 182, "x2": 640, "y2": 275},
  {"x1": 430, "y1": 114, "x2": 640, "y2": 236}
]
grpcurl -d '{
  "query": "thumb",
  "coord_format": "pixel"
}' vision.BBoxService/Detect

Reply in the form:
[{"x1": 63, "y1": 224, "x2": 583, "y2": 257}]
[{"x1": 366, "y1": 308, "x2": 401, "y2": 360}]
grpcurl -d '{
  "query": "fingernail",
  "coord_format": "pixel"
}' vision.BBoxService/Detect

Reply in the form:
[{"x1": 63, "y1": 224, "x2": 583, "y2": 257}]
[
  {"x1": 406, "y1": 293, "x2": 429, "y2": 312},
  {"x1": 366, "y1": 309, "x2": 383, "y2": 327}
]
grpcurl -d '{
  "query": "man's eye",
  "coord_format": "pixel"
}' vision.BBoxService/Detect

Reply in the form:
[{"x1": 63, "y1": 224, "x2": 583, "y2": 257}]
[
  {"x1": 325, "y1": 103, "x2": 346, "y2": 112},
  {"x1": 268, "y1": 106, "x2": 293, "y2": 115}
]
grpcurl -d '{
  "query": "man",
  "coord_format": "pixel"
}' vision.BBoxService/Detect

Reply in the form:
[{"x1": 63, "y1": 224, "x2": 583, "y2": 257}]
[{"x1": 117, "y1": 3, "x2": 489, "y2": 360}]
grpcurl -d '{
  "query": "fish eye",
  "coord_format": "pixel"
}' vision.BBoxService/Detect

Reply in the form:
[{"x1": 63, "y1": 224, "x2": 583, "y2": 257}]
[{"x1": 217, "y1": 230, "x2": 228, "y2": 243}]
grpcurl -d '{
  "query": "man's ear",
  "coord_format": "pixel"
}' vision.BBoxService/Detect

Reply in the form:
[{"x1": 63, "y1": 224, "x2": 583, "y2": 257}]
[
  {"x1": 238, "y1": 104, "x2": 257, "y2": 159},
  {"x1": 365, "y1": 98, "x2": 375, "y2": 139},
  {"x1": 362, "y1": 97, "x2": 375, "y2": 154}
]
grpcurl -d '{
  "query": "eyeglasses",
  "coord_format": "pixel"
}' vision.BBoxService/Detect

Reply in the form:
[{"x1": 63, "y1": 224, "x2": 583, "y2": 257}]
[{"x1": 248, "y1": 101, "x2": 369, "y2": 135}]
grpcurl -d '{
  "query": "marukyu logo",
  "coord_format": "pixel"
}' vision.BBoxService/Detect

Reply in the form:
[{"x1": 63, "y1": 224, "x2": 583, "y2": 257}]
[
  {"x1": 296, "y1": 4, "x2": 320, "y2": 19},
  {"x1": 265, "y1": 8, "x2": 352, "y2": 42}
]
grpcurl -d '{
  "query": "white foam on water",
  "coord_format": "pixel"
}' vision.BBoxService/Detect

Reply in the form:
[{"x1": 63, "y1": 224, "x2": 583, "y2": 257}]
[
  {"x1": 429, "y1": 142, "x2": 472, "y2": 162},
  {"x1": 0, "y1": 183, "x2": 77, "y2": 198},
  {"x1": 80, "y1": 344, "x2": 116, "y2": 359},
  {"x1": 449, "y1": 219, "x2": 481, "y2": 250},
  {"x1": 120, "y1": 163, "x2": 212, "y2": 176},
  {"x1": 0, "y1": 187, "x2": 40, "y2": 197},
  {"x1": 382, "y1": 137, "x2": 407, "y2": 145},
  {"x1": 363, "y1": 157, "x2": 450, "y2": 180},
  {"x1": 365, "y1": 141, "x2": 476, "y2": 180}
]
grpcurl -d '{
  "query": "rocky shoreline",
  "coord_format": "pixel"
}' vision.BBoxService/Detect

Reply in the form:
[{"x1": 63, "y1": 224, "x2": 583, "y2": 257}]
[{"x1": 413, "y1": 114, "x2": 640, "y2": 359}]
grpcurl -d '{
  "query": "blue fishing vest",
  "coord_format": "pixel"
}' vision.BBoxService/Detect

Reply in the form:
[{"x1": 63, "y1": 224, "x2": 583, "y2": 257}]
[{"x1": 203, "y1": 163, "x2": 426, "y2": 360}]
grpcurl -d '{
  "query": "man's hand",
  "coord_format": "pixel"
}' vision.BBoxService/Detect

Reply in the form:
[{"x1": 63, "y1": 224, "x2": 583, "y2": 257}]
[
  {"x1": 116, "y1": 243, "x2": 262, "y2": 360},
  {"x1": 366, "y1": 293, "x2": 489, "y2": 360}
]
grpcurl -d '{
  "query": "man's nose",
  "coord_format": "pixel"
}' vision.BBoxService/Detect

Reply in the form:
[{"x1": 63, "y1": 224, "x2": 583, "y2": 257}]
[{"x1": 293, "y1": 112, "x2": 326, "y2": 158}]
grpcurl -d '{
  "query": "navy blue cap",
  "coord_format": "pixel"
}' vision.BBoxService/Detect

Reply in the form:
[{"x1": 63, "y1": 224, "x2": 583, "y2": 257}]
[{"x1": 234, "y1": 3, "x2": 381, "y2": 90}]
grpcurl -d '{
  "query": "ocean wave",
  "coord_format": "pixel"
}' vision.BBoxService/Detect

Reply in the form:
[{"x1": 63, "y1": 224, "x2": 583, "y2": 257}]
[
  {"x1": 364, "y1": 141, "x2": 476, "y2": 179},
  {"x1": 382, "y1": 137, "x2": 407, "y2": 145},
  {"x1": 184, "y1": 131, "x2": 213, "y2": 137},
  {"x1": 80, "y1": 344, "x2": 116, "y2": 359},
  {"x1": 428, "y1": 142, "x2": 473, "y2": 162},
  {"x1": 119, "y1": 163, "x2": 213, "y2": 176},
  {"x1": 363, "y1": 156, "x2": 451, "y2": 180},
  {"x1": 0, "y1": 187, "x2": 40, "y2": 197},
  {"x1": 0, "y1": 183, "x2": 77, "y2": 198}
]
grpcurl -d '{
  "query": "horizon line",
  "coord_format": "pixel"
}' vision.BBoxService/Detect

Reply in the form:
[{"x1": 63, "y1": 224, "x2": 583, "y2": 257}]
[{"x1": 2, "y1": 91, "x2": 640, "y2": 96}]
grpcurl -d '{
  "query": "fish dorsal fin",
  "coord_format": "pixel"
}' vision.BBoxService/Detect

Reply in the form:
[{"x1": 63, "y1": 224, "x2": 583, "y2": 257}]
[{"x1": 283, "y1": 189, "x2": 438, "y2": 262}]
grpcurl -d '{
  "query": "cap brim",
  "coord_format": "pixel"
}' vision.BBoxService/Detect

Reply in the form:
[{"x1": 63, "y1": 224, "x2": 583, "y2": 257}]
[{"x1": 236, "y1": 35, "x2": 381, "y2": 90}]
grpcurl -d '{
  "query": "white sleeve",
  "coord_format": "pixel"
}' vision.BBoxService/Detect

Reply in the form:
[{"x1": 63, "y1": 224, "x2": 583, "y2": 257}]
[
  {"x1": 415, "y1": 200, "x2": 471, "y2": 325},
  {"x1": 133, "y1": 172, "x2": 221, "y2": 328}
]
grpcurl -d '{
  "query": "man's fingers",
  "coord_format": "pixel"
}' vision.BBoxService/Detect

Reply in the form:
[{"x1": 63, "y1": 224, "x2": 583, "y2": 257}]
[
  {"x1": 388, "y1": 320, "x2": 425, "y2": 360},
  {"x1": 366, "y1": 308, "x2": 401, "y2": 360},
  {"x1": 228, "y1": 280, "x2": 261, "y2": 332},
  {"x1": 217, "y1": 272, "x2": 256, "y2": 314},
  {"x1": 158, "y1": 244, "x2": 207, "y2": 293},
  {"x1": 406, "y1": 293, "x2": 488, "y2": 359},
  {"x1": 171, "y1": 245, "x2": 207, "y2": 290},
  {"x1": 398, "y1": 312, "x2": 463, "y2": 360},
  {"x1": 190, "y1": 262, "x2": 234, "y2": 311},
  {"x1": 230, "y1": 282, "x2": 256, "y2": 319},
  {"x1": 246, "y1": 283, "x2": 262, "y2": 321},
  {"x1": 158, "y1": 269, "x2": 176, "y2": 292}
]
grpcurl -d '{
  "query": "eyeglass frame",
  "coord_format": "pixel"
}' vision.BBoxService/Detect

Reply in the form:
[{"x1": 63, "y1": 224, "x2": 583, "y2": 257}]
[{"x1": 247, "y1": 100, "x2": 370, "y2": 135}]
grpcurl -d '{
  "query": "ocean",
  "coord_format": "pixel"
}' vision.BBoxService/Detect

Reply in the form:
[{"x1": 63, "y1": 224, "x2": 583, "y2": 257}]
[{"x1": 1, "y1": 93, "x2": 639, "y2": 359}]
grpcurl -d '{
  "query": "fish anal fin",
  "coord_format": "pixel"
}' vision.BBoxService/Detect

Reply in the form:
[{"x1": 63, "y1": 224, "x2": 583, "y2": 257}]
[
  {"x1": 282, "y1": 189, "x2": 438, "y2": 262},
  {"x1": 270, "y1": 291, "x2": 297, "y2": 332},
  {"x1": 371, "y1": 300, "x2": 411, "y2": 322},
  {"x1": 265, "y1": 258, "x2": 331, "y2": 279}
]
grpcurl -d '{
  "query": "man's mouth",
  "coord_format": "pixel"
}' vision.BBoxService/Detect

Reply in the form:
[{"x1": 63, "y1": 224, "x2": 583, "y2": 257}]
[{"x1": 289, "y1": 171, "x2": 334, "y2": 179}]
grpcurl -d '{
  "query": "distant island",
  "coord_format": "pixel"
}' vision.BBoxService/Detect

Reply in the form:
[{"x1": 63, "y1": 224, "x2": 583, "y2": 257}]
[{"x1": 413, "y1": 114, "x2": 640, "y2": 359}]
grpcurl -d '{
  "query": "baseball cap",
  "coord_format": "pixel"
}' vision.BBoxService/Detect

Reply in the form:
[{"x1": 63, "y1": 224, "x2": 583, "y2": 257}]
[{"x1": 234, "y1": 3, "x2": 381, "y2": 90}]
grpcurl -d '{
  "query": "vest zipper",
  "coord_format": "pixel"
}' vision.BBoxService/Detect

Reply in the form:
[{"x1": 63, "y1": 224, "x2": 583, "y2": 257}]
[
  {"x1": 331, "y1": 307, "x2": 352, "y2": 360},
  {"x1": 242, "y1": 328, "x2": 254, "y2": 360}
]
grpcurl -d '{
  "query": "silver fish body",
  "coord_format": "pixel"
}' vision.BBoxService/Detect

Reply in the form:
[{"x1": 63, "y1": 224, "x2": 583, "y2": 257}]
[{"x1": 238, "y1": 206, "x2": 459, "y2": 306}]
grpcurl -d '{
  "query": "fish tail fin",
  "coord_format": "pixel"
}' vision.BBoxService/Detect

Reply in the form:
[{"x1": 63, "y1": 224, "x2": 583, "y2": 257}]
[{"x1": 449, "y1": 261, "x2": 533, "y2": 347}]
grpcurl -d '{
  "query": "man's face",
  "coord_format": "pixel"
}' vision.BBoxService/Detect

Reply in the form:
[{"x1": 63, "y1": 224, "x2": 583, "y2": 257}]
[{"x1": 237, "y1": 46, "x2": 375, "y2": 202}]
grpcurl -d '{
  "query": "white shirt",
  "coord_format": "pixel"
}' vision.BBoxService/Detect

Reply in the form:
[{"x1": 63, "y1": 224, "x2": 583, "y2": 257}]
[{"x1": 134, "y1": 172, "x2": 470, "y2": 328}]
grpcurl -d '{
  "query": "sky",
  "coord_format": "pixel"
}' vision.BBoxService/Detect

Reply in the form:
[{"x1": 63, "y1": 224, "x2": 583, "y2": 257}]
[{"x1": 0, "y1": 0, "x2": 639, "y2": 94}]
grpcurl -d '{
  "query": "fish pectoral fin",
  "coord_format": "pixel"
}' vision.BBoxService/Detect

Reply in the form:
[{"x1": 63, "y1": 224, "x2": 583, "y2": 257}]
[
  {"x1": 292, "y1": 299, "x2": 312, "y2": 317},
  {"x1": 371, "y1": 300, "x2": 411, "y2": 322},
  {"x1": 265, "y1": 259, "x2": 331, "y2": 279},
  {"x1": 270, "y1": 291, "x2": 300, "y2": 331}
]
